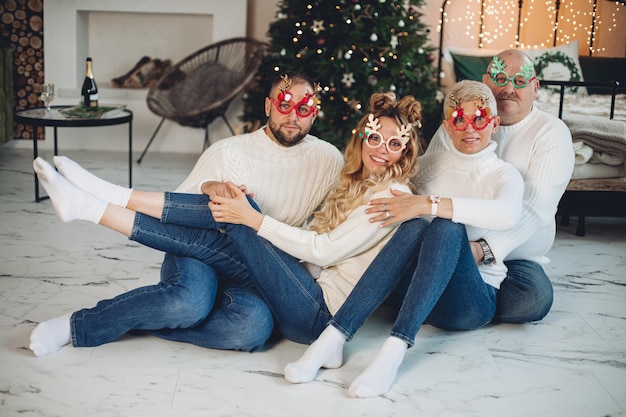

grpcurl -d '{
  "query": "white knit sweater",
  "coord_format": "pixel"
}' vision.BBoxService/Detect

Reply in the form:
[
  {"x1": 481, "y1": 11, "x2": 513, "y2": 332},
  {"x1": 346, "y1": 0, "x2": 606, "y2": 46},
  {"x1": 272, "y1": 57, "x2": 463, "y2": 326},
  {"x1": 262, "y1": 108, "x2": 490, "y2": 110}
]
[
  {"x1": 427, "y1": 106, "x2": 575, "y2": 266},
  {"x1": 416, "y1": 141, "x2": 524, "y2": 288},
  {"x1": 176, "y1": 127, "x2": 344, "y2": 227},
  {"x1": 258, "y1": 183, "x2": 411, "y2": 315}
]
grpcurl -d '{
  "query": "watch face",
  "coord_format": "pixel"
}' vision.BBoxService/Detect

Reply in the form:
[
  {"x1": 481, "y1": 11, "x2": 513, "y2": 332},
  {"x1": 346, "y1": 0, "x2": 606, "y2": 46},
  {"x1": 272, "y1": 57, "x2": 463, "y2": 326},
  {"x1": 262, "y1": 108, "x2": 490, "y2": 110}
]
[{"x1": 483, "y1": 257, "x2": 495, "y2": 265}]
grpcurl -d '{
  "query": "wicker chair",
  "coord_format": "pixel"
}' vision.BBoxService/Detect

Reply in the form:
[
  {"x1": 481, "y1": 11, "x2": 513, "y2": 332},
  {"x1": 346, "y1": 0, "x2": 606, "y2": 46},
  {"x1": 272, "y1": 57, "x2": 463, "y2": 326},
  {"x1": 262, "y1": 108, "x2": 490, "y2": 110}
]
[{"x1": 137, "y1": 37, "x2": 266, "y2": 163}]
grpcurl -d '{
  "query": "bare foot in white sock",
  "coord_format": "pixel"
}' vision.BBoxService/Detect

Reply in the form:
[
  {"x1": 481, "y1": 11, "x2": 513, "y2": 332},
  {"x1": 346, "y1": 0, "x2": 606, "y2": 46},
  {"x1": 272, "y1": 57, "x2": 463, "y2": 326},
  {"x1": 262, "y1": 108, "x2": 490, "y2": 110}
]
[
  {"x1": 53, "y1": 156, "x2": 132, "y2": 207},
  {"x1": 33, "y1": 157, "x2": 107, "y2": 224},
  {"x1": 284, "y1": 325, "x2": 345, "y2": 383},
  {"x1": 29, "y1": 313, "x2": 72, "y2": 357},
  {"x1": 348, "y1": 336, "x2": 408, "y2": 398}
]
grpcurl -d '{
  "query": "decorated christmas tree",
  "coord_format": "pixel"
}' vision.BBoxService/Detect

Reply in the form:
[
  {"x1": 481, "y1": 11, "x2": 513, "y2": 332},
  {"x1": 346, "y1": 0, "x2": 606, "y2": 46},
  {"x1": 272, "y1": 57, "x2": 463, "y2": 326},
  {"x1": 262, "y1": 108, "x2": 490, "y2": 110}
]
[{"x1": 243, "y1": 0, "x2": 441, "y2": 150}]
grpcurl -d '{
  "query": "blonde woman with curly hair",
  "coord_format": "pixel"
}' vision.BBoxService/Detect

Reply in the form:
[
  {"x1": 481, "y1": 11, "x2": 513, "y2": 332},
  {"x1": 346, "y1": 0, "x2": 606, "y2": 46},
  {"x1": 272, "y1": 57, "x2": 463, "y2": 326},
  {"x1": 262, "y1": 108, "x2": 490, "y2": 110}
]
[{"x1": 31, "y1": 92, "x2": 423, "y2": 355}]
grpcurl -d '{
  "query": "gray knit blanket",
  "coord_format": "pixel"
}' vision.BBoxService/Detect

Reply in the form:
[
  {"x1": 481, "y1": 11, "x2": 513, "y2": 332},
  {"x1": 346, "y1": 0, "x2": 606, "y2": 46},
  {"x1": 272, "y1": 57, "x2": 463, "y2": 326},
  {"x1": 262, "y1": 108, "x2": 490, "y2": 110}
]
[{"x1": 563, "y1": 115, "x2": 626, "y2": 156}]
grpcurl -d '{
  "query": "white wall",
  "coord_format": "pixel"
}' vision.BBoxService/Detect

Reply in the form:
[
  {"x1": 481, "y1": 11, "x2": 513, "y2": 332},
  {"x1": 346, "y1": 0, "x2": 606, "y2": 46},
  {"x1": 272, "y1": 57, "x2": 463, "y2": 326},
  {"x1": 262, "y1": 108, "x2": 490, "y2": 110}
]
[{"x1": 13, "y1": 0, "x2": 248, "y2": 156}]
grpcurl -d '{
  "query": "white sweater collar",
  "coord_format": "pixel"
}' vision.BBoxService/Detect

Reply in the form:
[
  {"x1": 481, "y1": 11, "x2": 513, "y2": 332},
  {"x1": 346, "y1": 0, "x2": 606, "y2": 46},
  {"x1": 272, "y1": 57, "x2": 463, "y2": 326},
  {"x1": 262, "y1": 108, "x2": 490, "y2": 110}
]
[{"x1": 445, "y1": 140, "x2": 499, "y2": 171}]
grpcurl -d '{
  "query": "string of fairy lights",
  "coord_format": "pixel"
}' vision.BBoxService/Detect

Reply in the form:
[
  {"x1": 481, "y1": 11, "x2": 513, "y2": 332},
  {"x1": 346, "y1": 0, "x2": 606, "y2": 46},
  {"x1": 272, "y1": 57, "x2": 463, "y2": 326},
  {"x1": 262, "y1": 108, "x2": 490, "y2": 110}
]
[{"x1": 437, "y1": 0, "x2": 622, "y2": 54}]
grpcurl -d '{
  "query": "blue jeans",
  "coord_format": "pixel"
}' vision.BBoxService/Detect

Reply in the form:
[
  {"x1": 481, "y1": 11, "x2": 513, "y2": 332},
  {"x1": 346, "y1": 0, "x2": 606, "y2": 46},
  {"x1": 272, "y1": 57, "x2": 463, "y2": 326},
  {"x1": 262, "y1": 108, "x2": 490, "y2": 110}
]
[
  {"x1": 330, "y1": 218, "x2": 497, "y2": 347},
  {"x1": 219, "y1": 225, "x2": 332, "y2": 344},
  {"x1": 71, "y1": 193, "x2": 274, "y2": 352},
  {"x1": 132, "y1": 192, "x2": 330, "y2": 344},
  {"x1": 158, "y1": 192, "x2": 331, "y2": 344},
  {"x1": 494, "y1": 259, "x2": 553, "y2": 323}
]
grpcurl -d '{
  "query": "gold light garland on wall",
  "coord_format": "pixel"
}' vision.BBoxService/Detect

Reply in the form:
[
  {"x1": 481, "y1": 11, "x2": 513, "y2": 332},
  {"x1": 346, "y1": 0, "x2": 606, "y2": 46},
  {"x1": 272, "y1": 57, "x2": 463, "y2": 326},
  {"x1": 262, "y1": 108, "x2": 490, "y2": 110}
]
[{"x1": 437, "y1": 0, "x2": 622, "y2": 54}]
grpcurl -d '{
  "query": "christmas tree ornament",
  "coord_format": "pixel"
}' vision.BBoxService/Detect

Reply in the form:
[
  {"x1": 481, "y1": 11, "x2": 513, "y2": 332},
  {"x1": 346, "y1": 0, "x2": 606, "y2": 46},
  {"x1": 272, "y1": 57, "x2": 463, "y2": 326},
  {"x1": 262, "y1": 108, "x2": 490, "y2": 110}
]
[
  {"x1": 342, "y1": 72, "x2": 355, "y2": 87},
  {"x1": 311, "y1": 19, "x2": 325, "y2": 33},
  {"x1": 390, "y1": 35, "x2": 398, "y2": 50}
]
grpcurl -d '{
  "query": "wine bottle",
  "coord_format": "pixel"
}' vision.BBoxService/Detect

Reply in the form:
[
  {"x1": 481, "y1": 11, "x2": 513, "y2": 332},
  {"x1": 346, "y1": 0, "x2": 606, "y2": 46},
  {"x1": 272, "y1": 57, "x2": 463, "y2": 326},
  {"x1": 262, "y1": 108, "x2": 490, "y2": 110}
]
[{"x1": 81, "y1": 57, "x2": 99, "y2": 108}]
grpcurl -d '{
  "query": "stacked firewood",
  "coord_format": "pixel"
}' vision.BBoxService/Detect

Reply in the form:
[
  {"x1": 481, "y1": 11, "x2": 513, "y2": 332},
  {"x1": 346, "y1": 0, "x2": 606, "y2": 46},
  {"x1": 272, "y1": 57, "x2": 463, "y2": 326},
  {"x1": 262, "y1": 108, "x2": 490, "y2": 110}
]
[{"x1": 1, "y1": 0, "x2": 44, "y2": 140}]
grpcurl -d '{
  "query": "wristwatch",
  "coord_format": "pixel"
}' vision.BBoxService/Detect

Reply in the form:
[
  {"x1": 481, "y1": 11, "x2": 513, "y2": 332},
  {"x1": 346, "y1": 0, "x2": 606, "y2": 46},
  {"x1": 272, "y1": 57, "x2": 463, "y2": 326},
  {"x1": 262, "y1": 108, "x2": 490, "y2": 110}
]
[
  {"x1": 429, "y1": 194, "x2": 441, "y2": 217},
  {"x1": 477, "y1": 238, "x2": 495, "y2": 265}
]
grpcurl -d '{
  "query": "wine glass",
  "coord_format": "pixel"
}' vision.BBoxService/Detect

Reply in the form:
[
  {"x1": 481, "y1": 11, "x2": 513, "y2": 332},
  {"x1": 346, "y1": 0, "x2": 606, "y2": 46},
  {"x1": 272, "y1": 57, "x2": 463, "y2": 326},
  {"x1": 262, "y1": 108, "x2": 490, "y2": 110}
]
[{"x1": 40, "y1": 83, "x2": 55, "y2": 114}]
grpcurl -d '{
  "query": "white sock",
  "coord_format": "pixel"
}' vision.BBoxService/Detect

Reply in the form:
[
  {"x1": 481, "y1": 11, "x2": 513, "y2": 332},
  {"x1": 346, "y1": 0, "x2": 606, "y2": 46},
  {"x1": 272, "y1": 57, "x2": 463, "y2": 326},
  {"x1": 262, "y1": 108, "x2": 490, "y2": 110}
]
[
  {"x1": 29, "y1": 313, "x2": 72, "y2": 357},
  {"x1": 284, "y1": 325, "x2": 346, "y2": 384},
  {"x1": 53, "y1": 156, "x2": 132, "y2": 207},
  {"x1": 34, "y1": 157, "x2": 107, "y2": 224},
  {"x1": 348, "y1": 336, "x2": 408, "y2": 398}
]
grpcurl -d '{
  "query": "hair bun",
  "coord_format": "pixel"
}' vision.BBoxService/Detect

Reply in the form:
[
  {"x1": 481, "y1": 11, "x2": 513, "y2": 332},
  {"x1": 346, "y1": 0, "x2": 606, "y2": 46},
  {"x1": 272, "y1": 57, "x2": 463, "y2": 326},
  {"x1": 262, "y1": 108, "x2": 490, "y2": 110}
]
[
  {"x1": 397, "y1": 96, "x2": 423, "y2": 126},
  {"x1": 368, "y1": 92, "x2": 397, "y2": 113}
]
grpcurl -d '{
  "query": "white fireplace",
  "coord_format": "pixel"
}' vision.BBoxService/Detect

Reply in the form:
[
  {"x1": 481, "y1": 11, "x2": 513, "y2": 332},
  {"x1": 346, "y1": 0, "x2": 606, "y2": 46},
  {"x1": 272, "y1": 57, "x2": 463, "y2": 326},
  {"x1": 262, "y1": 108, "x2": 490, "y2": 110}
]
[{"x1": 28, "y1": 0, "x2": 248, "y2": 155}]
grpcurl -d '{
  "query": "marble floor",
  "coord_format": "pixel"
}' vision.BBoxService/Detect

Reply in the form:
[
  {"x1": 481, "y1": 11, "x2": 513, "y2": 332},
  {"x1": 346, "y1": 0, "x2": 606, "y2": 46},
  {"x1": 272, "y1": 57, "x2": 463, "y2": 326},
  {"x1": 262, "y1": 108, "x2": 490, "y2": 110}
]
[{"x1": 1, "y1": 144, "x2": 625, "y2": 417}]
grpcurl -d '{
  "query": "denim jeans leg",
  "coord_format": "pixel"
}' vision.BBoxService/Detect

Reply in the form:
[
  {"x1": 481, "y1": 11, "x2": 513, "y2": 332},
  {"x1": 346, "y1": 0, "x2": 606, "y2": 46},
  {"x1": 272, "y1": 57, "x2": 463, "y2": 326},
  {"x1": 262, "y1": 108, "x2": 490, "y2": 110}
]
[
  {"x1": 425, "y1": 242, "x2": 498, "y2": 331},
  {"x1": 71, "y1": 253, "x2": 218, "y2": 347},
  {"x1": 144, "y1": 284, "x2": 274, "y2": 352},
  {"x1": 329, "y1": 218, "x2": 430, "y2": 341},
  {"x1": 130, "y1": 213, "x2": 251, "y2": 285},
  {"x1": 160, "y1": 192, "x2": 261, "y2": 229},
  {"x1": 224, "y1": 223, "x2": 332, "y2": 344},
  {"x1": 391, "y1": 219, "x2": 497, "y2": 346},
  {"x1": 494, "y1": 259, "x2": 553, "y2": 323}
]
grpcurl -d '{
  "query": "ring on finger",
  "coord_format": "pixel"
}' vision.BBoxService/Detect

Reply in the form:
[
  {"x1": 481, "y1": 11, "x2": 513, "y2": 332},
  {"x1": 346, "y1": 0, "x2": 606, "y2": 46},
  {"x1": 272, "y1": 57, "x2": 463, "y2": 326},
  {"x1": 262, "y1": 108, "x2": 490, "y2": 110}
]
[
  {"x1": 384, "y1": 203, "x2": 388, "y2": 210},
  {"x1": 385, "y1": 211, "x2": 391, "y2": 219}
]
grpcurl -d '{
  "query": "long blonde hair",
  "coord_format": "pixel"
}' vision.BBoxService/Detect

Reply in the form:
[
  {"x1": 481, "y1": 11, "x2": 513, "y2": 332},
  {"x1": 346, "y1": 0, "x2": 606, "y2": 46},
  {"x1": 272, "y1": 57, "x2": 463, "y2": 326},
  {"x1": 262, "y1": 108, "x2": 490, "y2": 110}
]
[{"x1": 308, "y1": 92, "x2": 422, "y2": 233}]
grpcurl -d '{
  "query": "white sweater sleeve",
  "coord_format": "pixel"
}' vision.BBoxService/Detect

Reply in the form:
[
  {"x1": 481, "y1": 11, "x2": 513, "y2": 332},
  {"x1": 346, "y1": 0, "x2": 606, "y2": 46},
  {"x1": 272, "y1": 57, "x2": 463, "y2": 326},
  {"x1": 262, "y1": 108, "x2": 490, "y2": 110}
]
[
  {"x1": 482, "y1": 113, "x2": 574, "y2": 261},
  {"x1": 257, "y1": 185, "x2": 410, "y2": 267},
  {"x1": 451, "y1": 164, "x2": 524, "y2": 231}
]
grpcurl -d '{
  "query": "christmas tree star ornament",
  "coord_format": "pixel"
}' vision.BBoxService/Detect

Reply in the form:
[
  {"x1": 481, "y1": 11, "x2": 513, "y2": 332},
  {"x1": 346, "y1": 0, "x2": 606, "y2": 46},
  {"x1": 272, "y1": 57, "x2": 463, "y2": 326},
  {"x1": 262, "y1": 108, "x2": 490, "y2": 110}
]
[
  {"x1": 342, "y1": 72, "x2": 356, "y2": 87},
  {"x1": 311, "y1": 19, "x2": 326, "y2": 33}
]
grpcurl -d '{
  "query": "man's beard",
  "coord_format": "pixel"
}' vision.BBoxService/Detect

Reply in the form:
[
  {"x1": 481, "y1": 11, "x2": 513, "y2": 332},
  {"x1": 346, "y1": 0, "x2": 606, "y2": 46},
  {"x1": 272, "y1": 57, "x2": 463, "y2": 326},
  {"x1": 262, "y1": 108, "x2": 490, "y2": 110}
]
[{"x1": 268, "y1": 120, "x2": 308, "y2": 147}]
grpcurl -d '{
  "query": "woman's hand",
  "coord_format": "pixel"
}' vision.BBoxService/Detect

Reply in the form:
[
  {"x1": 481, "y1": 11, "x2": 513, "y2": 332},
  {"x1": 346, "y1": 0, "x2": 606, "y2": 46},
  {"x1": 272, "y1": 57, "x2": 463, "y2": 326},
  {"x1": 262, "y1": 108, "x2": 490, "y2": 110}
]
[
  {"x1": 366, "y1": 188, "x2": 425, "y2": 227},
  {"x1": 209, "y1": 182, "x2": 264, "y2": 231}
]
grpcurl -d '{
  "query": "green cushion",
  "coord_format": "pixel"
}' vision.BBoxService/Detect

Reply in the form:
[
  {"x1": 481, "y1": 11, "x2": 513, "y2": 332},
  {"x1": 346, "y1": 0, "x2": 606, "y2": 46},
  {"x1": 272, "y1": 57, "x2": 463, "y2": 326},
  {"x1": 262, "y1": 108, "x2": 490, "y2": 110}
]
[{"x1": 449, "y1": 52, "x2": 492, "y2": 82}]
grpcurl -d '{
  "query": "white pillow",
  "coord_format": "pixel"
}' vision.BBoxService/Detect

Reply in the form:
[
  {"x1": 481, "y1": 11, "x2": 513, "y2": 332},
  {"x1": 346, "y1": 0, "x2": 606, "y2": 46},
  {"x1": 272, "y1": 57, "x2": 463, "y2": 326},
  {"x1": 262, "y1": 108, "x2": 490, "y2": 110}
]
[{"x1": 524, "y1": 41, "x2": 587, "y2": 94}]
